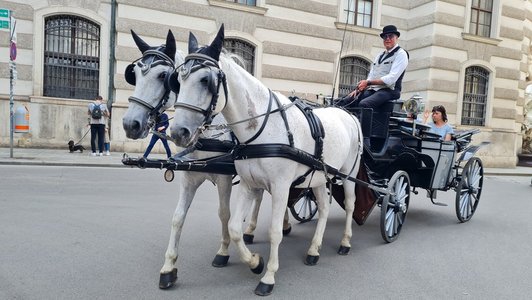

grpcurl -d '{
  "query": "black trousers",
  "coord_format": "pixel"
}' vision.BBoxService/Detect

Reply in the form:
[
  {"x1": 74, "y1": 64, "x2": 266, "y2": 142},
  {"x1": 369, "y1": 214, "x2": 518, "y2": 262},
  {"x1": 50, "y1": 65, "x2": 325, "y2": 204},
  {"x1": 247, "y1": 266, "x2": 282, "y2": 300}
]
[
  {"x1": 355, "y1": 89, "x2": 400, "y2": 111},
  {"x1": 90, "y1": 124, "x2": 105, "y2": 153},
  {"x1": 337, "y1": 88, "x2": 400, "y2": 112}
]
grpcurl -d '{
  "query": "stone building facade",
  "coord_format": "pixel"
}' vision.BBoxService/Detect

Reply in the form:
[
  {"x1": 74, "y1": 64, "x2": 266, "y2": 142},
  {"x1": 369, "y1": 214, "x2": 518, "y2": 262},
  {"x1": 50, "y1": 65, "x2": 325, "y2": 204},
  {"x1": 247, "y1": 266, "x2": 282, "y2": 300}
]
[{"x1": 0, "y1": 0, "x2": 530, "y2": 167}]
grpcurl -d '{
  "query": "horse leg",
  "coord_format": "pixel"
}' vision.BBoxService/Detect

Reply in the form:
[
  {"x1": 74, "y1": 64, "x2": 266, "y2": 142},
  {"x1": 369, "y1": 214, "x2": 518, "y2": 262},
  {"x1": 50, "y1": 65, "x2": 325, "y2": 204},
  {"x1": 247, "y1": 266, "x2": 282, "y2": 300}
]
[
  {"x1": 282, "y1": 208, "x2": 292, "y2": 235},
  {"x1": 304, "y1": 186, "x2": 330, "y2": 266},
  {"x1": 243, "y1": 191, "x2": 263, "y2": 244},
  {"x1": 212, "y1": 175, "x2": 233, "y2": 267},
  {"x1": 338, "y1": 181, "x2": 356, "y2": 255},
  {"x1": 254, "y1": 186, "x2": 291, "y2": 296},
  {"x1": 228, "y1": 183, "x2": 264, "y2": 275},
  {"x1": 159, "y1": 173, "x2": 203, "y2": 289}
]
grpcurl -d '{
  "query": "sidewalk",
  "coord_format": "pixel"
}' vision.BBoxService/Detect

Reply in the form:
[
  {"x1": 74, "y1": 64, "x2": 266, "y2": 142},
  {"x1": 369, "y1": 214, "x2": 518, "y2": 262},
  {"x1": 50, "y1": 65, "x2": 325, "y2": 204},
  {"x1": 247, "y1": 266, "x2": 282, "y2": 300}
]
[
  {"x1": 0, "y1": 147, "x2": 531, "y2": 176},
  {"x1": 0, "y1": 147, "x2": 147, "y2": 168}
]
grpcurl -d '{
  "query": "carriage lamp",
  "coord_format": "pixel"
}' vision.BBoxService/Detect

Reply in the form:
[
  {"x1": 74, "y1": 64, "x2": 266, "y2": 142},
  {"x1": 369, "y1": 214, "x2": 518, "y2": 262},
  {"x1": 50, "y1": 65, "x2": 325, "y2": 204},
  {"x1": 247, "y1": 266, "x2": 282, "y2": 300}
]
[{"x1": 402, "y1": 93, "x2": 425, "y2": 136}]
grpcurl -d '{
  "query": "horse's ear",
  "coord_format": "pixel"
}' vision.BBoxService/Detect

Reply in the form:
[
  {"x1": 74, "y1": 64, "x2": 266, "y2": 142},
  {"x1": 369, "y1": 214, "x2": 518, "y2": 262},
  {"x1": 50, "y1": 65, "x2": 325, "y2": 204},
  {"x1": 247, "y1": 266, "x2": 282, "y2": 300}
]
[
  {"x1": 208, "y1": 24, "x2": 224, "y2": 61},
  {"x1": 188, "y1": 32, "x2": 199, "y2": 54},
  {"x1": 131, "y1": 30, "x2": 150, "y2": 53},
  {"x1": 165, "y1": 30, "x2": 176, "y2": 62}
]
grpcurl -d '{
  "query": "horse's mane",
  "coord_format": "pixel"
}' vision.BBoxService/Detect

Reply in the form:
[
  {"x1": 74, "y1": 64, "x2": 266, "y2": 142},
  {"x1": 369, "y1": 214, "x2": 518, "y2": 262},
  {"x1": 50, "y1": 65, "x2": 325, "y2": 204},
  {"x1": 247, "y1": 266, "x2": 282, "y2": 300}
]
[
  {"x1": 221, "y1": 49, "x2": 246, "y2": 69},
  {"x1": 175, "y1": 49, "x2": 185, "y2": 65}
]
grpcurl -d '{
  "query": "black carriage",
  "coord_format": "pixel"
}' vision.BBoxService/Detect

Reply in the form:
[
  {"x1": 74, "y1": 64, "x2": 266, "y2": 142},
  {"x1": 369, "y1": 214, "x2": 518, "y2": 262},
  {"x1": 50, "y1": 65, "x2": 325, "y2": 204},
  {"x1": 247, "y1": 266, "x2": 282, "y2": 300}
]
[
  {"x1": 346, "y1": 96, "x2": 487, "y2": 242},
  {"x1": 122, "y1": 95, "x2": 486, "y2": 243}
]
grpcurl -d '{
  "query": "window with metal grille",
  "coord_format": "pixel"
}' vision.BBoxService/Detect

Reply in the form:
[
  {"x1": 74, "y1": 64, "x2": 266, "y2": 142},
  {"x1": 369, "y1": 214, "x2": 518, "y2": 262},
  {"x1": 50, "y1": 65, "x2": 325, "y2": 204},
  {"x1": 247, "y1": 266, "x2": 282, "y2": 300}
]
[
  {"x1": 223, "y1": 39, "x2": 255, "y2": 75},
  {"x1": 462, "y1": 66, "x2": 489, "y2": 126},
  {"x1": 226, "y1": 0, "x2": 256, "y2": 5},
  {"x1": 344, "y1": 0, "x2": 373, "y2": 28},
  {"x1": 43, "y1": 15, "x2": 100, "y2": 100},
  {"x1": 470, "y1": 0, "x2": 493, "y2": 37},
  {"x1": 338, "y1": 56, "x2": 370, "y2": 97}
]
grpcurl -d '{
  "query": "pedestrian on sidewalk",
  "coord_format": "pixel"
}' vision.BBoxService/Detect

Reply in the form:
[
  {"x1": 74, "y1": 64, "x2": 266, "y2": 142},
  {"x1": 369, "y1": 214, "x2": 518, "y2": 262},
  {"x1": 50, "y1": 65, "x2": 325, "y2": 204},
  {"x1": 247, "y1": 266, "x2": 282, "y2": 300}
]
[
  {"x1": 143, "y1": 113, "x2": 172, "y2": 159},
  {"x1": 104, "y1": 122, "x2": 111, "y2": 156},
  {"x1": 88, "y1": 95, "x2": 109, "y2": 156}
]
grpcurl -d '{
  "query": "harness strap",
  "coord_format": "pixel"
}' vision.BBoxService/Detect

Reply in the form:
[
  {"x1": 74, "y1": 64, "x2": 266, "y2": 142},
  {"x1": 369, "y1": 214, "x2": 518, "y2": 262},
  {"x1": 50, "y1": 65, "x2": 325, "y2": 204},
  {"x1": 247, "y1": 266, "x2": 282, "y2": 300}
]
[
  {"x1": 273, "y1": 92, "x2": 294, "y2": 147},
  {"x1": 232, "y1": 143, "x2": 386, "y2": 193},
  {"x1": 242, "y1": 89, "x2": 274, "y2": 144},
  {"x1": 129, "y1": 96, "x2": 155, "y2": 110},
  {"x1": 292, "y1": 98, "x2": 325, "y2": 159}
]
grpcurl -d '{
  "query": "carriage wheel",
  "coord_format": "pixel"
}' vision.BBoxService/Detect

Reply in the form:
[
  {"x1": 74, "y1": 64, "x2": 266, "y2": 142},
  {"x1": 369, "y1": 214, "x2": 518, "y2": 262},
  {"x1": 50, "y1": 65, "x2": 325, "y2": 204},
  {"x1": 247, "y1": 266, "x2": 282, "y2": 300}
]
[
  {"x1": 380, "y1": 171, "x2": 410, "y2": 243},
  {"x1": 289, "y1": 189, "x2": 318, "y2": 223},
  {"x1": 455, "y1": 157, "x2": 483, "y2": 223}
]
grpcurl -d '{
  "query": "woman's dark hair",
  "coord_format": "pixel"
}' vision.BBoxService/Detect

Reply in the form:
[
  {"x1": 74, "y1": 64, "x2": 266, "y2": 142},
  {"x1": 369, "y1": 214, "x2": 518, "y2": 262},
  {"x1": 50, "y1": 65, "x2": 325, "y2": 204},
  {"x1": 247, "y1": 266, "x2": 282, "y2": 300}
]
[{"x1": 432, "y1": 105, "x2": 448, "y2": 122}]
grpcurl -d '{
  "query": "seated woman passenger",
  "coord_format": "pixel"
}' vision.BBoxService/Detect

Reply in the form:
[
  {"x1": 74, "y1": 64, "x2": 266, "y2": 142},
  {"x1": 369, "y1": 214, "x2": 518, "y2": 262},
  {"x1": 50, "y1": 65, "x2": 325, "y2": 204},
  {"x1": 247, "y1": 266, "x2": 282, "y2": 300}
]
[{"x1": 423, "y1": 105, "x2": 454, "y2": 141}]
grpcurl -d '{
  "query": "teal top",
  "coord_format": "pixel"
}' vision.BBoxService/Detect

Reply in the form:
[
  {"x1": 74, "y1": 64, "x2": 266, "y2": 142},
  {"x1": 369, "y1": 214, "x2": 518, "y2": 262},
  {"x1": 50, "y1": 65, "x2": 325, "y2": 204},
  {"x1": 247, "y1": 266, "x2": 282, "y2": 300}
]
[{"x1": 428, "y1": 122, "x2": 454, "y2": 139}]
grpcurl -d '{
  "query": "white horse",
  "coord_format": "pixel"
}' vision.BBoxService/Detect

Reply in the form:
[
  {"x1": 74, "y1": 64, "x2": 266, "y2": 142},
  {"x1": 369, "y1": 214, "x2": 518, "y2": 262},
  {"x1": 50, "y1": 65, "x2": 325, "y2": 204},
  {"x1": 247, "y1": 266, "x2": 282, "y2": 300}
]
[
  {"x1": 170, "y1": 25, "x2": 363, "y2": 296},
  {"x1": 121, "y1": 30, "x2": 291, "y2": 289}
]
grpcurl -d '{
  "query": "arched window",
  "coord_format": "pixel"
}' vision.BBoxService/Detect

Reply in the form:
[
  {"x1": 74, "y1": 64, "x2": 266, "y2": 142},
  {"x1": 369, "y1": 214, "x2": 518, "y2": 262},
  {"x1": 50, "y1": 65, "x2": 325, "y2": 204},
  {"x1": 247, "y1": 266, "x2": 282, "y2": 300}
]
[
  {"x1": 470, "y1": 0, "x2": 493, "y2": 37},
  {"x1": 223, "y1": 38, "x2": 255, "y2": 75},
  {"x1": 338, "y1": 56, "x2": 370, "y2": 97},
  {"x1": 43, "y1": 15, "x2": 100, "y2": 100},
  {"x1": 345, "y1": 0, "x2": 373, "y2": 28},
  {"x1": 462, "y1": 66, "x2": 489, "y2": 126}
]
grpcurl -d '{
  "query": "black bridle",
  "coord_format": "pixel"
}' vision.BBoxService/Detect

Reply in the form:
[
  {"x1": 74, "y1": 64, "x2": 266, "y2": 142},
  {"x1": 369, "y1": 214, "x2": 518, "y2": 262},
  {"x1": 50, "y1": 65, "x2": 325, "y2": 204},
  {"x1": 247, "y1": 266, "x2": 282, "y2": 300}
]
[
  {"x1": 174, "y1": 53, "x2": 228, "y2": 127},
  {"x1": 127, "y1": 48, "x2": 176, "y2": 126}
]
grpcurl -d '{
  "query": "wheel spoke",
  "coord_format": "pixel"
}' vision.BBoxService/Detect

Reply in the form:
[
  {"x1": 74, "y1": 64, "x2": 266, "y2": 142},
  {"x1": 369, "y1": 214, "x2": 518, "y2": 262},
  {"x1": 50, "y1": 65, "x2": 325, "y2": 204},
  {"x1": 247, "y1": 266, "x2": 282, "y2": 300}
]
[
  {"x1": 471, "y1": 193, "x2": 479, "y2": 202},
  {"x1": 393, "y1": 213, "x2": 400, "y2": 235},
  {"x1": 397, "y1": 212, "x2": 404, "y2": 225},
  {"x1": 467, "y1": 194, "x2": 474, "y2": 215},
  {"x1": 305, "y1": 198, "x2": 312, "y2": 218},
  {"x1": 459, "y1": 193, "x2": 468, "y2": 216},
  {"x1": 387, "y1": 211, "x2": 395, "y2": 237},
  {"x1": 297, "y1": 200, "x2": 306, "y2": 218}
]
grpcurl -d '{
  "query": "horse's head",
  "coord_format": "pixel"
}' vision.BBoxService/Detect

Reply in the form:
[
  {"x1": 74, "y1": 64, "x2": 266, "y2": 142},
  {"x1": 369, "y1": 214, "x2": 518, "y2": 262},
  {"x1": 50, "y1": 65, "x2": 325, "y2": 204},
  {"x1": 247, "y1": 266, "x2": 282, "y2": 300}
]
[
  {"x1": 122, "y1": 30, "x2": 183, "y2": 139},
  {"x1": 170, "y1": 24, "x2": 226, "y2": 147}
]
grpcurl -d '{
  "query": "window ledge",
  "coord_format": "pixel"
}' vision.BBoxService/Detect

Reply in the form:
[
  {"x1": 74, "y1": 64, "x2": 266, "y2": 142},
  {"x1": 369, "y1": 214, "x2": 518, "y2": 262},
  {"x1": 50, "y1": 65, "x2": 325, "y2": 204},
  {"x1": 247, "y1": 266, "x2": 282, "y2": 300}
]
[
  {"x1": 208, "y1": 0, "x2": 267, "y2": 15},
  {"x1": 334, "y1": 22, "x2": 380, "y2": 36},
  {"x1": 461, "y1": 33, "x2": 501, "y2": 46}
]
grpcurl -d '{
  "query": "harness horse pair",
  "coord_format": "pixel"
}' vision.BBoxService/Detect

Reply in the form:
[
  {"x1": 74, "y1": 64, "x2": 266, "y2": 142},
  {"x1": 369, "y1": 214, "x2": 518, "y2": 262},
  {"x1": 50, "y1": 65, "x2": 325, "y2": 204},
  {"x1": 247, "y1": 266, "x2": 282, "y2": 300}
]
[
  {"x1": 122, "y1": 24, "x2": 485, "y2": 297},
  {"x1": 121, "y1": 29, "x2": 295, "y2": 291}
]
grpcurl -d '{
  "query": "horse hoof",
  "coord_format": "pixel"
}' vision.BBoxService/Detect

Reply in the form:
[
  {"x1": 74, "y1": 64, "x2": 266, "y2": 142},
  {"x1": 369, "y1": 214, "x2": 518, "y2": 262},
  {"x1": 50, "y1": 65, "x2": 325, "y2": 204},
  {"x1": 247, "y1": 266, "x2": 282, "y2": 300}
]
[
  {"x1": 251, "y1": 256, "x2": 264, "y2": 274},
  {"x1": 337, "y1": 245, "x2": 351, "y2": 255},
  {"x1": 254, "y1": 281, "x2": 274, "y2": 296},
  {"x1": 212, "y1": 254, "x2": 229, "y2": 267},
  {"x1": 243, "y1": 233, "x2": 254, "y2": 244},
  {"x1": 282, "y1": 226, "x2": 292, "y2": 236},
  {"x1": 159, "y1": 268, "x2": 177, "y2": 289},
  {"x1": 304, "y1": 255, "x2": 319, "y2": 266}
]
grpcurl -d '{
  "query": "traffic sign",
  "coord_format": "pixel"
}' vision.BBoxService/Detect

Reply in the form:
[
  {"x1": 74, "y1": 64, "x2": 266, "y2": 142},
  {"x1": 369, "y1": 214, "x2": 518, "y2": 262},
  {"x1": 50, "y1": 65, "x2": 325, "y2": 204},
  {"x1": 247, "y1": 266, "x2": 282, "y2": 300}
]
[{"x1": 0, "y1": 8, "x2": 10, "y2": 30}]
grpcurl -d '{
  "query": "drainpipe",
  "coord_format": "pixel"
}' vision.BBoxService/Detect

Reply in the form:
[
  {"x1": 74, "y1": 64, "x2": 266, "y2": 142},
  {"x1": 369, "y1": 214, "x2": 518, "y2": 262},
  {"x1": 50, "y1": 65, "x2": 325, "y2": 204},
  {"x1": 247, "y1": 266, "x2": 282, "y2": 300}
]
[{"x1": 107, "y1": 0, "x2": 117, "y2": 137}]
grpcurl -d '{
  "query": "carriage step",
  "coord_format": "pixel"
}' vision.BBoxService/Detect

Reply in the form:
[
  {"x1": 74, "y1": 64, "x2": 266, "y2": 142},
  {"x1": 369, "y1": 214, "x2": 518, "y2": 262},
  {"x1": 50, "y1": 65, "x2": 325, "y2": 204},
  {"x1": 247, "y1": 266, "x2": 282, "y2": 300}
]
[{"x1": 431, "y1": 200, "x2": 448, "y2": 206}]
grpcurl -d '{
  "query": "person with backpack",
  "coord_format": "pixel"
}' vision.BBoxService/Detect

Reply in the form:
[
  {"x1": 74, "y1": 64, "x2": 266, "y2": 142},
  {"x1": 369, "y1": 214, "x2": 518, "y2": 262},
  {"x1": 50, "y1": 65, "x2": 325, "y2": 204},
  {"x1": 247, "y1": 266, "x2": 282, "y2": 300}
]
[{"x1": 88, "y1": 95, "x2": 109, "y2": 156}]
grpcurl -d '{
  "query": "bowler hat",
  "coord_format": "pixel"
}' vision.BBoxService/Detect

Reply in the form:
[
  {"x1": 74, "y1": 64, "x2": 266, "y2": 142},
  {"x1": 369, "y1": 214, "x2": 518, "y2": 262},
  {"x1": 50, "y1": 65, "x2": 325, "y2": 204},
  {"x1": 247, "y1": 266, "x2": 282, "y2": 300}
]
[{"x1": 380, "y1": 25, "x2": 400, "y2": 38}]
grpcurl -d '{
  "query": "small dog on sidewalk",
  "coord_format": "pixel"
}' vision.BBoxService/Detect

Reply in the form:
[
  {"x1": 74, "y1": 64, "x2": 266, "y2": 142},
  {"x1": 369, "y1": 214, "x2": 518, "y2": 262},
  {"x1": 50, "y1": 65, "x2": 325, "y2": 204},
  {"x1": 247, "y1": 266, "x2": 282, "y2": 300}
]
[{"x1": 68, "y1": 140, "x2": 85, "y2": 153}]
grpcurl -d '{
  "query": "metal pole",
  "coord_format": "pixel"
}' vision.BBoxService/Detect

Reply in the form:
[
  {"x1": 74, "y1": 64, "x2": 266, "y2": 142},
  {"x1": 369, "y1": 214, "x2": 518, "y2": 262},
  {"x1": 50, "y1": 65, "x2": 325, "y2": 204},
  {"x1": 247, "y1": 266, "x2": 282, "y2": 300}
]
[
  {"x1": 9, "y1": 11, "x2": 14, "y2": 158},
  {"x1": 107, "y1": 0, "x2": 116, "y2": 139},
  {"x1": 9, "y1": 60, "x2": 13, "y2": 158}
]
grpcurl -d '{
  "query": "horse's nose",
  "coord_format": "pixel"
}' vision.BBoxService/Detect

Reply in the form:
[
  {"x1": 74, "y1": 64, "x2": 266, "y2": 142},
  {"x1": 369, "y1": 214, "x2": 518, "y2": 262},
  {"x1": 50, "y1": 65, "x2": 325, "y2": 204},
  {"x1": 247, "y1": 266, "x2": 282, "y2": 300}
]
[
  {"x1": 123, "y1": 119, "x2": 142, "y2": 138},
  {"x1": 171, "y1": 127, "x2": 191, "y2": 146}
]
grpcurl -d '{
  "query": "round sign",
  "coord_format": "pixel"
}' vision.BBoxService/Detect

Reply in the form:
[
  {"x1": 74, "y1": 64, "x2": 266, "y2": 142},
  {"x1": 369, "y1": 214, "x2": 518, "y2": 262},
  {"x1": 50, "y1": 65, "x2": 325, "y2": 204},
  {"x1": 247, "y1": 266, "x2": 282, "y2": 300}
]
[{"x1": 10, "y1": 41, "x2": 16, "y2": 61}]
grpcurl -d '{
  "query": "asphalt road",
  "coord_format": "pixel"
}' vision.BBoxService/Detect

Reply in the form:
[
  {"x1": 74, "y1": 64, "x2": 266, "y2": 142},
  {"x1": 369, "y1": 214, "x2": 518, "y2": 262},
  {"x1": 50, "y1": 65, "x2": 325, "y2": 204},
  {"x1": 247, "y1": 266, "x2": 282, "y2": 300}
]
[{"x1": 0, "y1": 165, "x2": 531, "y2": 299}]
